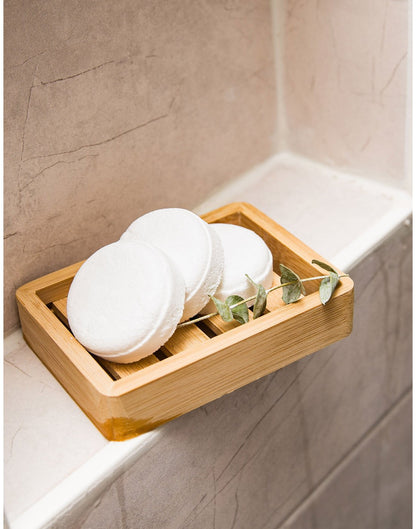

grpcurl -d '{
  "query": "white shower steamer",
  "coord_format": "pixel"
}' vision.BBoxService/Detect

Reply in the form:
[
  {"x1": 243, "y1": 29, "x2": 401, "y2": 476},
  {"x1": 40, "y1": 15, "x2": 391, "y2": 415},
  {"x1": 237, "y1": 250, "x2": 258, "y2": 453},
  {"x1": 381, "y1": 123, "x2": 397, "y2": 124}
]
[
  {"x1": 200, "y1": 223, "x2": 274, "y2": 314},
  {"x1": 67, "y1": 240, "x2": 185, "y2": 363},
  {"x1": 121, "y1": 208, "x2": 224, "y2": 321}
]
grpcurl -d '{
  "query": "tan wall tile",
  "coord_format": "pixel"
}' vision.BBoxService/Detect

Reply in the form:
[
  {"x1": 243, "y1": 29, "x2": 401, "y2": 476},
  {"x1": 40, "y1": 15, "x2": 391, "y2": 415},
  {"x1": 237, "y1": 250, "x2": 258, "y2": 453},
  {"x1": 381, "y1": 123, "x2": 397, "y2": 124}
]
[
  {"x1": 4, "y1": 0, "x2": 277, "y2": 332},
  {"x1": 283, "y1": 0, "x2": 410, "y2": 188},
  {"x1": 282, "y1": 393, "x2": 411, "y2": 529}
]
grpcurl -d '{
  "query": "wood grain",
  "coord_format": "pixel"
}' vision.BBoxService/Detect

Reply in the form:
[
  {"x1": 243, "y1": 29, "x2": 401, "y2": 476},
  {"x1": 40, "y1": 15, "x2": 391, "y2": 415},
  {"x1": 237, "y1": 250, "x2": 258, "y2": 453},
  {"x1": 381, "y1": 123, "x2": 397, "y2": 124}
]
[
  {"x1": 16, "y1": 202, "x2": 354, "y2": 441},
  {"x1": 51, "y1": 297, "x2": 210, "y2": 379},
  {"x1": 162, "y1": 325, "x2": 210, "y2": 356},
  {"x1": 50, "y1": 296, "x2": 161, "y2": 379}
]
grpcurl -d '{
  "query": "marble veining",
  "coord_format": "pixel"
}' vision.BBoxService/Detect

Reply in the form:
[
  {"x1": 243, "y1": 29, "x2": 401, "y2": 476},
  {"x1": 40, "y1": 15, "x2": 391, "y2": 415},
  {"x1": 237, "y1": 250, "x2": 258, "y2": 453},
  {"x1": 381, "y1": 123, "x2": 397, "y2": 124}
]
[
  {"x1": 4, "y1": 0, "x2": 276, "y2": 334},
  {"x1": 4, "y1": 150, "x2": 412, "y2": 527},
  {"x1": 4, "y1": 1, "x2": 411, "y2": 527},
  {"x1": 5, "y1": 216, "x2": 411, "y2": 528},
  {"x1": 282, "y1": 0, "x2": 410, "y2": 189},
  {"x1": 72, "y1": 220, "x2": 411, "y2": 529}
]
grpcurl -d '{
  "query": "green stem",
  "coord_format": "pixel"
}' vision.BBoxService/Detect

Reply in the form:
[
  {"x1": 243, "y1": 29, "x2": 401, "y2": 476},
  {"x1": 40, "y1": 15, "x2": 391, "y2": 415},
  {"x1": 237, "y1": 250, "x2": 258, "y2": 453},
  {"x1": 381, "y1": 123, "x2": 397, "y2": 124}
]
[{"x1": 178, "y1": 273, "x2": 348, "y2": 328}]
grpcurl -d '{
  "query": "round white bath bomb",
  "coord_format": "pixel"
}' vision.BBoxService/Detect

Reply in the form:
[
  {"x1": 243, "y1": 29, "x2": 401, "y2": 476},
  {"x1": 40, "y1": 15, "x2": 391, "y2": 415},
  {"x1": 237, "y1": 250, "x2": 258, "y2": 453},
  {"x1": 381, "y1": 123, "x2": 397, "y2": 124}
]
[
  {"x1": 67, "y1": 240, "x2": 185, "y2": 363},
  {"x1": 121, "y1": 208, "x2": 224, "y2": 321},
  {"x1": 200, "y1": 223, "x2": 274, "y2": 315}
]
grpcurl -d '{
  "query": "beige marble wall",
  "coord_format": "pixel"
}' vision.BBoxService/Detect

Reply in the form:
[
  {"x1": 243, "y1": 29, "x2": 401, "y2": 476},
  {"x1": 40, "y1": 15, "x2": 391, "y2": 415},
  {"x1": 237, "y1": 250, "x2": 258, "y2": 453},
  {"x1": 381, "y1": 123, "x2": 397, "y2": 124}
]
[
  {"x1": 69, "y1": 219, "x2": 412, "y2": 529},
  {"x1": 4, "y1": 0, "x2": 277, "y2": 333},
  {"x1": 282, "y1": 0, "x2": 410, "y2": 189}
]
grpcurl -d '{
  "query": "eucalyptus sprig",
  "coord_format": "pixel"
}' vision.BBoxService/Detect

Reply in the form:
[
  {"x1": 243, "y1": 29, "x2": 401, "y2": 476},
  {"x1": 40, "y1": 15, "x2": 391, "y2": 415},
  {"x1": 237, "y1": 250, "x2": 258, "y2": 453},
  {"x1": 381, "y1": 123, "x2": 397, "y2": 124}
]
[{"x1": 178, "y1": 260, "x2": 348, "y2": 328}]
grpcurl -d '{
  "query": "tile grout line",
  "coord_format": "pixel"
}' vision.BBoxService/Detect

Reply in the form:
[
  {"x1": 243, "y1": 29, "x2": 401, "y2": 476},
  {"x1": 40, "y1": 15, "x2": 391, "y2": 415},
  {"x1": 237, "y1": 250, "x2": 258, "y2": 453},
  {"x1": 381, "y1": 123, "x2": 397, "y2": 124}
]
[{"x1": 274, "y1": 387, "x2": 412, "y2": 529}]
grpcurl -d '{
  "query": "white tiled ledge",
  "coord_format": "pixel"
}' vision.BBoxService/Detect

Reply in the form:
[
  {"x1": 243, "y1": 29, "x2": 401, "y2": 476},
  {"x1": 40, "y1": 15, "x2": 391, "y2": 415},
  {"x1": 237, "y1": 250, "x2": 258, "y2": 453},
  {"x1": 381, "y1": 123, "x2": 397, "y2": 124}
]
[
  {"x1": 4, "y1": 152, "x2": 412, "y2": 529},
  {"x1": 194, "y1": 153, "x2": 412, "y2": 273}
]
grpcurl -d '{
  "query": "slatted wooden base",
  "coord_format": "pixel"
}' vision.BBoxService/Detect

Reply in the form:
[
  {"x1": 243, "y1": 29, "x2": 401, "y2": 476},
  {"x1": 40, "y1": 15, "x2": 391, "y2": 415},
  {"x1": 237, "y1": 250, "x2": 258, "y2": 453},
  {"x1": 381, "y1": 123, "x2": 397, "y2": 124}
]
[
  {"x1": 16, "y1": 202, "x2": 354, "y2": 441},
  {"x1": 49, "y1": 271, "x2": 283, "y2": 380}
]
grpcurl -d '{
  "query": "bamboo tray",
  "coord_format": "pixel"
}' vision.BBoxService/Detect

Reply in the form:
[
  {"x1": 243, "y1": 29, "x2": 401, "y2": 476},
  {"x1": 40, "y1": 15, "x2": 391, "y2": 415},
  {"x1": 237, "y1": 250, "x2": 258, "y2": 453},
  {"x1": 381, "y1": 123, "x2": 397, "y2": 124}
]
[{"x1": 16, "y1": 202, "x2": 354, "y2": 441}]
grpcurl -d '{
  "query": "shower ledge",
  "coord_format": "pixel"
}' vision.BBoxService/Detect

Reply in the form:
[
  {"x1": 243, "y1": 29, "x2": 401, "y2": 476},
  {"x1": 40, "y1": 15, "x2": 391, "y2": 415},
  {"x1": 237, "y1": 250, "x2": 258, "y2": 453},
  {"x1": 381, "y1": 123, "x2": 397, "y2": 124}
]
[{"x1": 4, "y1": 151, "x2": 411, "y2": 529}]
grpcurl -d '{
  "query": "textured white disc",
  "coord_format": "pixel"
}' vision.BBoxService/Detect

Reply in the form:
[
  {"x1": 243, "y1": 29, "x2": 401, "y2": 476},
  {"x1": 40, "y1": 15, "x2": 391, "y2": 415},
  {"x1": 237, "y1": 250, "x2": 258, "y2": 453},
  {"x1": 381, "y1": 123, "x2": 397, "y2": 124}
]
[
  {"x1": 200, "y1": 223, "x2": 273, "y2": 314},
  {"x1": 67, "y1": 240, "x2": 185, "y2": 363},
  {"x1": 121, "y1": 208, "x2": 224, "y2": 321}
]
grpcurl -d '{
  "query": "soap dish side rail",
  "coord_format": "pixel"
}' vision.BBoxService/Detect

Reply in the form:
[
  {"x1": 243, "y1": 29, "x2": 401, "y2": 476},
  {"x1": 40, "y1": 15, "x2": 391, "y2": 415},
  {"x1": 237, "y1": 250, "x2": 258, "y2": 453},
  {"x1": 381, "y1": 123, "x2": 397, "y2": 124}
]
[{"x1": 15, "y1": 202, "x2": 354, "y2": 441}]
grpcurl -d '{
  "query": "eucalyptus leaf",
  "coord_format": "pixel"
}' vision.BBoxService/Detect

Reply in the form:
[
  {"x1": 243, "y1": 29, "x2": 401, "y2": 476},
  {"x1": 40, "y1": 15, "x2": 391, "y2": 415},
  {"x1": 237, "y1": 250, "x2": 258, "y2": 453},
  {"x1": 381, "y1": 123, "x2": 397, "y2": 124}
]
[
  {"x1": 279, "y1": 264, "x2": 305, "y2": 303},
  {"x1": 245, "y1": 274, "x2": 268, "y2": 318},
  {"x1": 312, "y1": 259, "x2": 338, "y2": 275},
  {"x1": 253, "y1": 284, "x2": 267, "y2": 318},
  {"x1": 319, "y1": 272, "x2": 340, "y2": 305},
  {"x1": 282, "y1": 281, "x2": 302, "y2": 304},
  {"x1": 210, "y1": 296, "x2": 233, "y2": 322},
  {"x1": 226, "y1": 295, "x2": 249, "y2": 324}
]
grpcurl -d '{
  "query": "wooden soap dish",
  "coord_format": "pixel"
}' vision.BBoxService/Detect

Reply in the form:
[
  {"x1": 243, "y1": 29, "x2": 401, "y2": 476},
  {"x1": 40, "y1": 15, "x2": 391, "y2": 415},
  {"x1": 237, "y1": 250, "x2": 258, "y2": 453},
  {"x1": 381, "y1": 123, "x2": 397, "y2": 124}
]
[{"x1": 16, "y1": 203, "x2": 354, "y2": 441}]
